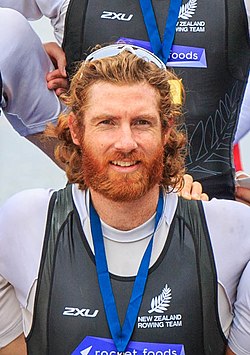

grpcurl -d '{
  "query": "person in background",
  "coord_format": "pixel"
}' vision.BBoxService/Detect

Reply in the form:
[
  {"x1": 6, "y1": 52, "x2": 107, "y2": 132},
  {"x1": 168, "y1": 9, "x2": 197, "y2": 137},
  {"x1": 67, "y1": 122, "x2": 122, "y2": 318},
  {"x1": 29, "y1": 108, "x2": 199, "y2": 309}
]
[
  {"x1": 0, "y1": 0, "x2": 250, "y2": 199},
  {"x1": 233, "y1": 74, "x2": 250, "y2": 203},
  {"x1": 234, "y1": 74, "x2": 250, "y2": 145},
  {"x1": 235, "y1": 170, "x2": 250, "y2": 205},
  {"x1": 0, "y1": 44, "x2": 249, "y2": 355}
]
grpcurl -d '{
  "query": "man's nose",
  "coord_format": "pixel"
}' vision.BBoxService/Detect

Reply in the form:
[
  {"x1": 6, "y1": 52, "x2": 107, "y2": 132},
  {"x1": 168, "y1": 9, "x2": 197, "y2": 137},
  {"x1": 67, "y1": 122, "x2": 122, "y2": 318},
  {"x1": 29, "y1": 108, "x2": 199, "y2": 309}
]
[{"x1": 113, "y1": 125, "x2": 138, "y2": 152}]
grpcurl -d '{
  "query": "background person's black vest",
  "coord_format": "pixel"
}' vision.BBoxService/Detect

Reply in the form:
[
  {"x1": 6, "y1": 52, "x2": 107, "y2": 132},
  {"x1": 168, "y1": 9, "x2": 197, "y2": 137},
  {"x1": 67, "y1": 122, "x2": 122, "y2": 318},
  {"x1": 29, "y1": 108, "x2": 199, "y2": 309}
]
[
  {"x1": 62, "y1": 0, "x2": 250, "y2": 200},
  {"x1": 26, "y1": 186, "x2": 226, "y2": 354}
]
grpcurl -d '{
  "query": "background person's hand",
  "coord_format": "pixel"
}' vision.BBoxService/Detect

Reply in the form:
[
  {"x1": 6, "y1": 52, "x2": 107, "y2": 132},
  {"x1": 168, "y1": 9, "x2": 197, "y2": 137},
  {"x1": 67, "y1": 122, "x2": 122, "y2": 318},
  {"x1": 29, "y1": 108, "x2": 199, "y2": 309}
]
[
  {"x1": 43, "y1": 42, "x2": 68, "y2": 96},
  {"x1": 235, "y1": 171, "x2": 250, "y2": 206},
  {"x1": 178, "y1": 174, "x2": 209, "y2": 201}
]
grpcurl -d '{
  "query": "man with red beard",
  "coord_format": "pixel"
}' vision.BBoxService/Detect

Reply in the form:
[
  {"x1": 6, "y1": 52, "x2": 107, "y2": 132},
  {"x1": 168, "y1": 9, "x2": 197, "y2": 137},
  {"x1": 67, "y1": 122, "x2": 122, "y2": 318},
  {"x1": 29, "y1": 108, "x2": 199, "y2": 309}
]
[{"x1": 0, "y1": 45, "x2": 249, "y2": 355}]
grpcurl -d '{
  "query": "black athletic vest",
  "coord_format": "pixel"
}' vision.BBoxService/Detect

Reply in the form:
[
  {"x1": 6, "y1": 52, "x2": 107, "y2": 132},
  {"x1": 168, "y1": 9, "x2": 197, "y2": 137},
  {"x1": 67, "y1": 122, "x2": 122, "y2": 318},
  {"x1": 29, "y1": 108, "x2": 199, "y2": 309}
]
[
  {"x1": 26, "y1": 185, "x2": 226, "y2": 355},
  {"x1": 62, "y1": 0, "x2": 250, "y2": 200}
]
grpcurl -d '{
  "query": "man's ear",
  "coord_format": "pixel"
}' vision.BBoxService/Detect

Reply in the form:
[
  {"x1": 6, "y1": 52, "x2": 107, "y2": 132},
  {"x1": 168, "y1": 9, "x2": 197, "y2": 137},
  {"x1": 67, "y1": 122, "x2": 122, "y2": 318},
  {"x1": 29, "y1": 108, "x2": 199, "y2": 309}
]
[{"x1": 68, "y1": 113, "x2": 80, "y2": 146}]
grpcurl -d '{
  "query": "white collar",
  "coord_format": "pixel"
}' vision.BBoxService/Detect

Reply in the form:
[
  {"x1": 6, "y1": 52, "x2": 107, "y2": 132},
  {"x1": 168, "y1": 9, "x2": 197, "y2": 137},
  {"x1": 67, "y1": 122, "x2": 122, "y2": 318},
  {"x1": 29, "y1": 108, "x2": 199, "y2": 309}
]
[{"x1": 72, "y1": 184, "x2": 178, "y2": 239}]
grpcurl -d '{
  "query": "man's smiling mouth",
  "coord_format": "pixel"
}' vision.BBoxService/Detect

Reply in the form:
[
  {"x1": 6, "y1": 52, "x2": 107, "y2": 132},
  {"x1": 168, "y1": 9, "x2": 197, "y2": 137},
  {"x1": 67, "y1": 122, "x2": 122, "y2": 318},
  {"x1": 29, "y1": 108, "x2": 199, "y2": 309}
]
[{"x1": 111, "y1": 160, "x2": 139, "y2": 167}]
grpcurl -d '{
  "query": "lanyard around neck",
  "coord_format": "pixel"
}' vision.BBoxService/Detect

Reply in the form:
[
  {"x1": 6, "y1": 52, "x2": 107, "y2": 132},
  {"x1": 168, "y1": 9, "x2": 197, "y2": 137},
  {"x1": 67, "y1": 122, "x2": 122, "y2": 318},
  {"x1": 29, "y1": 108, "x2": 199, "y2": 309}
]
[
  {"x1": 90, "y1": 191, "x2": 164, "y2": 352},
  {"x1": 139, "y1": 0, "x2": 182, "y2": 63}
]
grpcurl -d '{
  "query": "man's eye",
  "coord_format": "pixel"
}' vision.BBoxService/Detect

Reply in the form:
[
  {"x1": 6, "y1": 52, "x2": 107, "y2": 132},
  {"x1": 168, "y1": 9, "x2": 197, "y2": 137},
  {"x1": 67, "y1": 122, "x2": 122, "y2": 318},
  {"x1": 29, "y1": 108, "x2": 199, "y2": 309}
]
[
  {"x1": 99, "y1": 119, "x2": 114, "y2": 125},
  {"x1": 134, "y1": 119, "x2": 151, "y2": 126}
]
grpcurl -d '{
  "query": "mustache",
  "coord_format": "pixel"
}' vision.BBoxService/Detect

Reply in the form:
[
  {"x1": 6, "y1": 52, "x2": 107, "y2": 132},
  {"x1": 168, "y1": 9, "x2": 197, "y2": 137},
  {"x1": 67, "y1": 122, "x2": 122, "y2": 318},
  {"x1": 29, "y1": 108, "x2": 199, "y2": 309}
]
[{"x1": 103, "y1": 151, "x2": 148, "y2": 163}]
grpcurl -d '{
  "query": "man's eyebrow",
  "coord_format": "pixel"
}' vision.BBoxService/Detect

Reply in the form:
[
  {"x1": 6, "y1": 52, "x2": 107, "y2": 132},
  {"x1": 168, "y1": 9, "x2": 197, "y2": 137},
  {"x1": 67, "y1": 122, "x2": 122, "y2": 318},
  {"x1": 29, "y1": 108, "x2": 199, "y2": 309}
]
[
  {"x1": 132, "y1": 114, "x2": 159, "y2": 120},
  {"x1": 90, "y1": 114, "x2": 118, "y2": 123},
  {"x1": 89, "y1": 113, "x2": 159, "y2": 123}
]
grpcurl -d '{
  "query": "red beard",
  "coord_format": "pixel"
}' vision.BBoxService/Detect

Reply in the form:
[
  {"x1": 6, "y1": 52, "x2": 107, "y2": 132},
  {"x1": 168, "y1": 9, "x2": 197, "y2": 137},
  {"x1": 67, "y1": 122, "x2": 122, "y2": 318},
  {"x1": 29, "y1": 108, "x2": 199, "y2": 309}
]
[{"x1": 81, "y1": 143, "x2": 164, "y2": 202}]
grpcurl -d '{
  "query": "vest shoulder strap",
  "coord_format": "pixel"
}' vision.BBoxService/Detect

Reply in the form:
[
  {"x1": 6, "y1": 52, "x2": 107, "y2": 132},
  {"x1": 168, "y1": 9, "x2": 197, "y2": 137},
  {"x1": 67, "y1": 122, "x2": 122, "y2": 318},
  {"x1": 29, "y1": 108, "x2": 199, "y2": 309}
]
[
  {"x1": 26, "y1": 185, "x2": 74, "y2": 353},
  {"x1": 175, "y1": 198, "x2": 227, "y2": 353}
]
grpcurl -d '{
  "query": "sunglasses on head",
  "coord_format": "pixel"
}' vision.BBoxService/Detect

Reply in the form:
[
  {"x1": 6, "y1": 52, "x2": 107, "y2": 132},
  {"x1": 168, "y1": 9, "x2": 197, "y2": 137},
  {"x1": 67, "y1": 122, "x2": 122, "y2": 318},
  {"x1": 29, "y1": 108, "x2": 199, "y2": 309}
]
[{"x1": 85, "y1": 44, "x2": 166, "y2": 70}]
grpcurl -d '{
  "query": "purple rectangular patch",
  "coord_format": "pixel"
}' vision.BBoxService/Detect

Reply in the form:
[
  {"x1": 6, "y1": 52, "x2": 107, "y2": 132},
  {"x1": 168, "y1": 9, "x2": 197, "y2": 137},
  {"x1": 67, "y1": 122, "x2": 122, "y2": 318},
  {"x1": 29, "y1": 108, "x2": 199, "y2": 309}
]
[
  {"x1": 117, "y1": 38, "x2": 207, "y2": 68},
  {"x1": 72, "y1": 336, "x2": 185, "y2": 355}
]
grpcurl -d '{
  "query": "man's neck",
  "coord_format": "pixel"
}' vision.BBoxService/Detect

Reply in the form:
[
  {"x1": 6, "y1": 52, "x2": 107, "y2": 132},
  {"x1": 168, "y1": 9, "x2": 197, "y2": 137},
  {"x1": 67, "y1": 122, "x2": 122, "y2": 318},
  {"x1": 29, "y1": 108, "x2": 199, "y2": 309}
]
[{"x1": 89, "y1": 186, "x2": 161, "y2": 231}]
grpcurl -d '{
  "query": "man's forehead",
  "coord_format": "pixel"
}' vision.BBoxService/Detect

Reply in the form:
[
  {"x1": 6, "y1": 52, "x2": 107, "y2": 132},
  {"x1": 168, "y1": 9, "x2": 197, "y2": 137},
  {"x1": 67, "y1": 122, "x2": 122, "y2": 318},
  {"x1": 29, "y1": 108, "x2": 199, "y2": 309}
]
[{"x1": 87, "y1": 81, "x2": 160, "y2": 103}]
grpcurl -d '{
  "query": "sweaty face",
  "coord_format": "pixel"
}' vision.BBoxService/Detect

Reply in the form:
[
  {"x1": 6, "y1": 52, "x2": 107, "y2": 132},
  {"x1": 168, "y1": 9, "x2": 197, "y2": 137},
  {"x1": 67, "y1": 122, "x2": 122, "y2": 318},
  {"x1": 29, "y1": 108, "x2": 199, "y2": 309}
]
[{"x1": 71, "y1": 82, "x2": 169, "y2": 202}]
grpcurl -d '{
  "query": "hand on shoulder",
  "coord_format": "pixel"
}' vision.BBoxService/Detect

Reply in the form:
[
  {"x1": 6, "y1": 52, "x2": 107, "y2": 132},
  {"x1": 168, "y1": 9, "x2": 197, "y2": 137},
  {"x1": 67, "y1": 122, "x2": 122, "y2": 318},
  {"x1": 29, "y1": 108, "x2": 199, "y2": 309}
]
[{"x1": 178, "y1": 174, "x2": 209, "y2": 201}]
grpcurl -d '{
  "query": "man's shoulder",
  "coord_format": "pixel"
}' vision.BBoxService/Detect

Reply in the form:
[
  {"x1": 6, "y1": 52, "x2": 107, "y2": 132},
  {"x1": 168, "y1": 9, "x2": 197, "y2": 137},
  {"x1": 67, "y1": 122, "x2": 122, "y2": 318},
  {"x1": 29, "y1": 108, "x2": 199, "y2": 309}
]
[
  {"x1": 0, "y1": 188, "x2": 56, "y2": 305},
  {"x1": 202, "y1": 198, "x2": 249, "y2": 229},
  {"x1": 202, "y1": 197, "x2": 249, "y2": 214},
  {"x1": 0, "y1": 188, "x2": 56, "y2": 240},
  {"x1": 0, "y1": 188, "x2": 54, "y2": 217},
  {"x1": 202, "y1": 198, "x2": 250, "y2": 260}
]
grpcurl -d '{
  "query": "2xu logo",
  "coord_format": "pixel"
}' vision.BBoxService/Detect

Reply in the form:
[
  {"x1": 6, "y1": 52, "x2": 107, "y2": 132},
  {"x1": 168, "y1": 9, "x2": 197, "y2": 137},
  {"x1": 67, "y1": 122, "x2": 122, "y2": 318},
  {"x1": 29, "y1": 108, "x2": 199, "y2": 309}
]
[
  {"x1": 101, "y1": 11, "x2": 133, "y2": 21},
  {"x1": 63, "y1": 307, "x2": 99, "y2": 318}
]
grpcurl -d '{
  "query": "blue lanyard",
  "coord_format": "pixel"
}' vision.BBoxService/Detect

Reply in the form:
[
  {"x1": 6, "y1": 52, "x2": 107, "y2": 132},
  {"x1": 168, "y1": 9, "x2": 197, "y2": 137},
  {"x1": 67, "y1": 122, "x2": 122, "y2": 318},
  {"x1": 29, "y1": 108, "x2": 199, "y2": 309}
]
[
  {"x1": 90, "y1": 191, "x2": 164, "y2": 352},
  {"x1": 139, "y1": 0, "x2": 182, "y2": 63}
]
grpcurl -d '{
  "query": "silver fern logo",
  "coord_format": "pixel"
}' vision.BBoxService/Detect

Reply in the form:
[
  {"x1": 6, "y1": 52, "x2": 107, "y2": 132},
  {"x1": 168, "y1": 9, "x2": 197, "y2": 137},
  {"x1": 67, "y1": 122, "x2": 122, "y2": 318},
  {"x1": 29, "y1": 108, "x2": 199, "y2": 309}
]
[
  {"x1": 179, "y1": 0, "x2": 198, "y2": 20},
  {"x1": 185, "y1": 82, "x2": 240, "y2": 175},
  {"x1": 148, "y1": 284, "x2": 172, "y2": 314}
]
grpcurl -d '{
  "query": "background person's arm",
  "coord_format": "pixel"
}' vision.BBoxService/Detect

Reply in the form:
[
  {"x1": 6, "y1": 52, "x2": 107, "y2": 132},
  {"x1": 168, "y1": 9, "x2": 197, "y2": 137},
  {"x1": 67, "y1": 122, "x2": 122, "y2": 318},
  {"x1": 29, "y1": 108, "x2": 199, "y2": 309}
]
[
  {"x1": 0, "y1": 277, "x2": 25, "y2": 355},
  {"x1": 225, "y1": 347, "x2": 235, "y2": 355},
  {"x1": 26, "y1": 132, "x2": 65, "y2": 169},
  {"x1": 235, "y1": 186, "x2": 250, "y2": 206},
  {"x1": 0, "y1": 334, "x2": 26, "y2": 355},
  {"x1": 235, "y1": 171, "x2": 250, "y2": 205}
]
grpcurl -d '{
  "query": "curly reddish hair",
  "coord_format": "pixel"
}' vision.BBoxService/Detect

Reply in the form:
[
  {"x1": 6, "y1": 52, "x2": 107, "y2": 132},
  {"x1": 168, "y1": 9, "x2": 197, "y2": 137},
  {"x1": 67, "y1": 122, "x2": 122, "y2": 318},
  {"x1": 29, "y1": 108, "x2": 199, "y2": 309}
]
[{"x1": 46, "y1": 49, "x2": 187, "y2": 191}]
